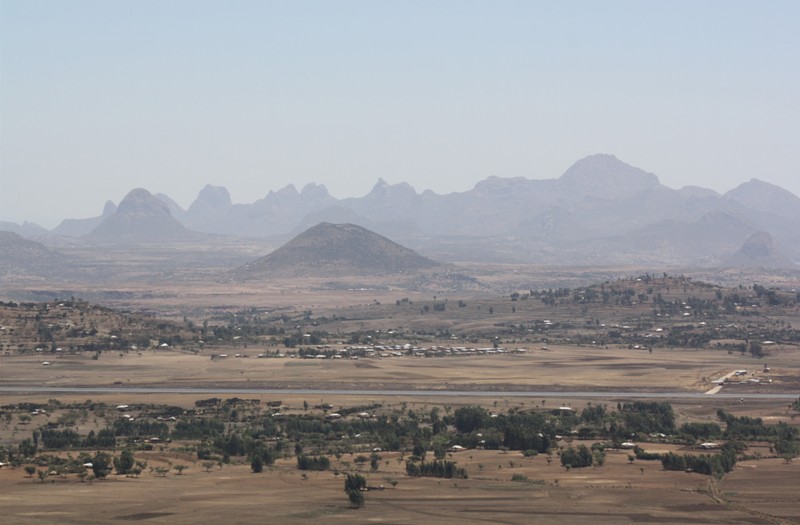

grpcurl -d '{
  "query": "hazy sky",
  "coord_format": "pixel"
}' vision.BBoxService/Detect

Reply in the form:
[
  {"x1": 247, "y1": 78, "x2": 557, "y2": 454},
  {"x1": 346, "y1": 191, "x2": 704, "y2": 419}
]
[{"x1": 2, "y1": 1, "x2": 798, "y2": 228}]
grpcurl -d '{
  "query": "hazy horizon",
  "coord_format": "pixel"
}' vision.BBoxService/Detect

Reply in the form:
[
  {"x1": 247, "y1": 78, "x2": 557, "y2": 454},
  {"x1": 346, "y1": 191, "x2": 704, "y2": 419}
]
[{"x1": 2, "y1": 1, "x2": 799, "y2": 228}]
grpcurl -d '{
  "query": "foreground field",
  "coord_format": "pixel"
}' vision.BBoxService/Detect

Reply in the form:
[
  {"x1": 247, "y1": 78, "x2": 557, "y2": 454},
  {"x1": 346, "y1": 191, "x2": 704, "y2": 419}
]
[
  {"x1": 1, "y1": 433, "x2": 798, "y2": 525},
  {"x1": 1, "y1": 388, "x2": 799, "y2": 524}
]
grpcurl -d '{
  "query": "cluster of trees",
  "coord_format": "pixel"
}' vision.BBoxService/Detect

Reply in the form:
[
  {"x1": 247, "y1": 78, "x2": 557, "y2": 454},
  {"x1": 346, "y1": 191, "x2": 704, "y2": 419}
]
[
  {"x1": 249, "y1": 446, "x2": 276, "y2": 473},
  {"x1": 172, "y1": 418, "x2": 226, "y2": 439},
  {"x1": 405, "y1": 459, "x2": 467, "y2": 479},
  {"x1": 619, "y1": 402, "x2": 675, "y2": 435},
  {"x1": 560, "y1": 444, "x2": 594, "y2": 468},
  {"x1": 296, "y1": 455, "x2": 330, "y2": 471},
  {"x1": 717, "y1": 410, "x2": 799, "y2": 445},
  {"x1": 28, "y1": 428, "x2": 116, "y2": 452},
  {"x1": 112, "y1": 419, "x2": 169, "y2": 439},
  {"x1": 452, "y1": 406, "x2": 564, "y2": 452},
  {"x1": 560, "y1": 444, "x2": 605, "y2": 468},
  {"x1": 752, "y1": 284, "x2": 796, "y2": 307},
  {"x1": 10, "y1": 395, "x2": 798, "y2": 492},
  {"x1": 661, "y1": 444, "x2": 737, "y2": 477}
]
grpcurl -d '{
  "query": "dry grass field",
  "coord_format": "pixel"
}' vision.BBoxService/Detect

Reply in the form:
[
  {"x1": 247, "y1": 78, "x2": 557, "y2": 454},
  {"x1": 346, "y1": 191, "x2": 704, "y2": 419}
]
[
  {"x1": 1, "y1": 344, "x2": 798, "y2": 393},
  {"x1": 1, "y1": 270, "x2": 799, "y2": 524},
  {"x1": 1, "y1": 435, "x2": 798, "y2": 525}
]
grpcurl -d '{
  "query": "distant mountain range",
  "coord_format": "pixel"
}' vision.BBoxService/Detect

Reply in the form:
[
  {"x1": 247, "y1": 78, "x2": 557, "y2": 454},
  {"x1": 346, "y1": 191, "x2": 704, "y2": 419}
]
[{"x1": 3, "y1": 154, "x2": 799, "y2": 268}]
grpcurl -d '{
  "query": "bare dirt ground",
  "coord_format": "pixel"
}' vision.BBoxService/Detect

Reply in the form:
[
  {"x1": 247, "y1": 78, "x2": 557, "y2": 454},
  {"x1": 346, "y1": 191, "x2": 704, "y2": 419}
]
[
  {"x1": 1, "y1": 443, "x2": 798, "y2": 525},
  {"x1": 2, "y1": 344, "x2": 797, "y2": 393}
]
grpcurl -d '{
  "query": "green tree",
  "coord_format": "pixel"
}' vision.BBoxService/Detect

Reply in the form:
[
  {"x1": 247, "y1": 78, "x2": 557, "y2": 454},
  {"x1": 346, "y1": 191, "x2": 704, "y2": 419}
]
[
  {"x1": 92, "y1": 451, "x2": 112, "y2": 478},
  {"x1": 344, "y1": 473, "x2": 366, "y2": 508},
  {"x1": 560, "y1": 445, "x2": 593, "y2": 469},
  {"x1": 18, "y1": 438, "x2": 37, "y2": 457},
  {"x1": 453, "y1": 406, "x2": 490, "y2": 433},
  {"x1": 114, "y1": 449, "x2": 135, "y2": 475},
  {"x1": 24, "y1": 465, "x2": 36, "y2": 478}
]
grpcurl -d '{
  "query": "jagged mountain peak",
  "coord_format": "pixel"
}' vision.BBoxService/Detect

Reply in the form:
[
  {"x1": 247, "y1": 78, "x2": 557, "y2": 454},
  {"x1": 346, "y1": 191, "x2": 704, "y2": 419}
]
[
  {"x1": 300, "y1": 183, "x2": 330, "y2": 199},
  {"x1": 86, "y1": 188, "x2": 200, "y2": 242},
  {"x1": 102, "y1": 200, "x2": 117, "y2": 216},
  {"x1": 271, "y1": 184, "x2": 299, "y2": 196},
  {"x1": 193, "y1": 185, "x2": 232, "y2": 209},
  {"x1": 367, "y1": 178, "x2": 417, "y2": 197},
  {"x1": 117, "y1": 188, "x2": 170, "y2": 215}
]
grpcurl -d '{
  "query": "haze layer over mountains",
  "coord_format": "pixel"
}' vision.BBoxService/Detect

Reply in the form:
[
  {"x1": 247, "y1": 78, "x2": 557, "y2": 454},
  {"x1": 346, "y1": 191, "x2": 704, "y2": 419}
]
[{"x1": 3, "y1": 154, "x2": 799, "y2": 269}]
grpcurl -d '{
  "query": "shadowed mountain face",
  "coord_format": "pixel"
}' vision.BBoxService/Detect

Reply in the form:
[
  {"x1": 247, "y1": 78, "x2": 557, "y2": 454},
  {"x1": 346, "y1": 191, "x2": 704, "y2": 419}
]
[
  {"x1": 231, "y1": 222, "x2": 440, "y2": 278},
  {"x1": 0, "y1": 231, "x2": 68, "y2": 277},
  {"x1": 86, "y1": 189, "x2": 201, "y2": 243},
  {"x1": 723, "y1": 232, "x2": 798, "y2": 270}
]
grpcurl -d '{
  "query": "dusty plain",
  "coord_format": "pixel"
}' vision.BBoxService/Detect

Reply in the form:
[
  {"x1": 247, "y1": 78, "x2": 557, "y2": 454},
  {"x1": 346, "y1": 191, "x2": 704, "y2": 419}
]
[
  {"x1": 2, "y1": 444, "x2": 799, "y2": 525},
  {"x1": 1, "y1": 268, "x2": 799, "y2": 524},
  {"x1": 0, "y1": 344, "x2": 797, "y2": 393}
]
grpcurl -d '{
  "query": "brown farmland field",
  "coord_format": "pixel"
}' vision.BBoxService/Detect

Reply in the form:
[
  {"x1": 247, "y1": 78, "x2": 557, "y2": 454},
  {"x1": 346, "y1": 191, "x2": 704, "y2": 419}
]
[
  {"x1": 1, "y1": 415, "x2": 799, "y2": 525},
  {"x1": 1, "y1": 271, "x2": 799, "y2": 524}
]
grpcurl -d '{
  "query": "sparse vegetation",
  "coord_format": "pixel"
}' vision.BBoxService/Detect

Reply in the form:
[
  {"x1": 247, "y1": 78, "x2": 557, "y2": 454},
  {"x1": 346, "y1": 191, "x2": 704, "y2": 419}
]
[{"x1": 1, "y1": 272, "x2": 799, "y2": 523}]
